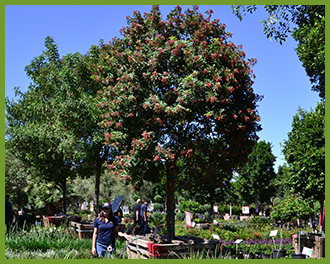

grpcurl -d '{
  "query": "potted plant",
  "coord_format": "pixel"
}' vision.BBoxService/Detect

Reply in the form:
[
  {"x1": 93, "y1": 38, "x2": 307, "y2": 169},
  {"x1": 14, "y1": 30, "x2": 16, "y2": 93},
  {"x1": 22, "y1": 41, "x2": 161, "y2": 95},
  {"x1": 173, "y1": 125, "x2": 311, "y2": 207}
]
[
  {"x1": 291, "y1": 230, "x2": 306, "y2": 259},
  {"x1": 261, "y1": 248, "x2": 273, "y2": 259},
  {"x1": 150, "y1": 212, "x2": 165, "y2": 235},
  {"x1": 273, "y1": 248, "x2": 287, "y2": 259}
]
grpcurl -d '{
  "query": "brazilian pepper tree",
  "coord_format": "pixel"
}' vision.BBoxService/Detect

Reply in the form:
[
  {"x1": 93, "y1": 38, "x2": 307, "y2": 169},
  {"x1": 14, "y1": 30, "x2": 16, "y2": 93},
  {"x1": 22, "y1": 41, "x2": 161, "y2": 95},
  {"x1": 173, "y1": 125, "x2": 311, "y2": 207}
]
[{"x1": 92, "y1": 5, "x2": 262, "y2": 240}]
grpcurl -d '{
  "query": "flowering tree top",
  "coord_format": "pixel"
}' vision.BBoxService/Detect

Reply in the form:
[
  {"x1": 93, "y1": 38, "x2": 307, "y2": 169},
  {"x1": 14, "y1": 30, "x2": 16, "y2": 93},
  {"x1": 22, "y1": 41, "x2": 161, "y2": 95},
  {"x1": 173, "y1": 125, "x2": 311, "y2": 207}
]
[{"x1": 92, "y1": 5, "x2": 262, "y2": 184}]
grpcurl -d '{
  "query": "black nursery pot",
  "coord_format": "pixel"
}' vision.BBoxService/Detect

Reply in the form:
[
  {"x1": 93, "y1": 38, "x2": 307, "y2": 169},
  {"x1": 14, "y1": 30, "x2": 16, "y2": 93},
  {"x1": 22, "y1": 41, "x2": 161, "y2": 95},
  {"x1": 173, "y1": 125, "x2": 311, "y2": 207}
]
[
  {"x1": 273, "y1": 249, "x2": 287, "y2": 259},
  {"x1": 291, "y1": 253, "x2": 306, "y2": 259},
  {"x1": 237, "y1": 251, "x2": 244, "y2": 259},
  {"x1": 261, "y1": 252, "x2": 271, "y2": 259}
]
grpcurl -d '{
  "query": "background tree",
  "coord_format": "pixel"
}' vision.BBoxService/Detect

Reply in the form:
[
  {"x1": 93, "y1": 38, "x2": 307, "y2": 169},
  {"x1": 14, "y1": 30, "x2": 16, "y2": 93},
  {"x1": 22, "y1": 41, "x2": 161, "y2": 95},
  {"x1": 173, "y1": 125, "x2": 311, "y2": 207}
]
[
  {"x1": 273, "y1": 164, "x2": 291, "y2": 200},
  {"x1": 177, "y1": 157, "x2": 233, "y2": 222},
  {"x1": 235, "y1": 140, "x2": 276, "y2": 213},
  {"x1": 282, "y1": 101, "x2": 325, "y2": 231},
  {"x1": 5, "y1": 37, "x2": 114, "y2": 218},
  {"x1": 232, "y1": 5, "x2": 325, "y2": 99},
  {"x1": 5, "y1": 141, "x2": 29, "y2": 202},
  {"x1": 93, "y1": 5, "x2": 262, "y2": 240},
  {"x1": 271, "y1": 193, "x2": 315, "y2": 225}
]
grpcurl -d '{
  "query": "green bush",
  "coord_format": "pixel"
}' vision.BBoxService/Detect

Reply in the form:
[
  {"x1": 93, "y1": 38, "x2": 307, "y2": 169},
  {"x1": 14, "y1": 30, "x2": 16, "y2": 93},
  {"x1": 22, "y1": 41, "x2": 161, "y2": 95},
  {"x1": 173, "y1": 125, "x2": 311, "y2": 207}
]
[
  {"x1": 150, "y1": 212, "x2": 165, "y2": 227},
  {"x1": 154, "y1": 195, "x2": 162, "y2": 203},
  {"x1": 271, "y1": 194, "x2": 313, "y2": 222},
  {"x1": 176, "y1": 212, "x2": 185, "y2": 221},
  {"x1": 204, "y1": 204, "x2": 211, "y2": 212},
  {"x1": 177, "y1": 201, "x2": 203, "y2": 214},
  {"x1": 153, "y1": 203, "x2": 163, "y2": 211},
  {"x1": 177, "y1": 197, "x2": 185, "y2": 204}
]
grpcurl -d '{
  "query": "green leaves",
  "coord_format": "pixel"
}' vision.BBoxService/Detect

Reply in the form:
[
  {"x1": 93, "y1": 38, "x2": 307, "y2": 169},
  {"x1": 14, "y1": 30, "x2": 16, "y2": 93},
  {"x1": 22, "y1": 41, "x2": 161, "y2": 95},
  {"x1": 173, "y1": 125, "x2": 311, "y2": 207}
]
[
  {"x1": 282, "y1": 101, "x2": 325, "y2": 203},
  {"x1": 232, "y1": 5, "x2": 325, "y2": 99},
  {"x1": 236, "y1": 141, "x2": 276, "y2": 206}
]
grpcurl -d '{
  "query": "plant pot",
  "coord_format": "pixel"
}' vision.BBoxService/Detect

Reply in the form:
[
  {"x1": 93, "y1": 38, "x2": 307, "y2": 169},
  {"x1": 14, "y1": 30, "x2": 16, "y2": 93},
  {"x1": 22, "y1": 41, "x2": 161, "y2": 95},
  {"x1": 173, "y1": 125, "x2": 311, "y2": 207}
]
[
  {"x1": 153, "y1": 226, "x2": 160, "y2": 235},
  {"x1": 237, "y1": 251, "x2": 244, "y2": 259},
  {"x1": 254, "y1": 252, "x2": 261, "y2": 259},
  {"x1": 273, "y1": 249, "x2": 287, "y2": 259},
  {"x1": 291, "y1": 253, "x2": 306, "y2": 259},
  {"x1": 261, "y1": 252, "x2": 271, "y2": 259}
]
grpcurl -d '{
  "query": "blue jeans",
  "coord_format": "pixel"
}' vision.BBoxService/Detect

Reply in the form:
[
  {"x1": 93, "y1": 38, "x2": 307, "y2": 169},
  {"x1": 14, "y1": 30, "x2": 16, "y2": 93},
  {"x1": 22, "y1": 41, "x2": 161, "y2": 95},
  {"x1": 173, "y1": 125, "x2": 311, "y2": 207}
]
[
  {"x1": 96, "y1": 242, "x2": 116, "y2": 259},
  {"x1": 140, "y1": 218, "x2": 148, "y2": 235}
]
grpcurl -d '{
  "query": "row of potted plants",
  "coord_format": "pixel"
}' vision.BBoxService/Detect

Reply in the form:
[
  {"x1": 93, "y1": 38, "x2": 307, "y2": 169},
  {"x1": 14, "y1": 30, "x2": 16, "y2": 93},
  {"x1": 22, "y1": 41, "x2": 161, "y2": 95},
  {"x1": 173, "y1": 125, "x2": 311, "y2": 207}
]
[{"x1": 219, "y1": 238, "x2": 294, "y2": 259}]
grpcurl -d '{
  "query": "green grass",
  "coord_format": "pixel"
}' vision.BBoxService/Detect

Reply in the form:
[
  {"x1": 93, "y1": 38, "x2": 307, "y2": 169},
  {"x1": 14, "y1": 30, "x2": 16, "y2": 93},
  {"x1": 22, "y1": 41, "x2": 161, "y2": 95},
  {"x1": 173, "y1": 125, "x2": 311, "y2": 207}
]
[{"x1": 5, "y1": 225, "x2": 127, "y2": 259}]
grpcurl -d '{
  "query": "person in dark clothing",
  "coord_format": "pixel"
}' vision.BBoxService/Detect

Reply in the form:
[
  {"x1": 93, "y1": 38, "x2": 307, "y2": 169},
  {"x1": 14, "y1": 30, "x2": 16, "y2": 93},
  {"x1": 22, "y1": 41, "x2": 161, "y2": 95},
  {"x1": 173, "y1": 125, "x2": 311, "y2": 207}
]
[
  {"x1": 5, "y1": 195, "x2": 14, "y2": 233},
  {"x1": 114, "y1": 207, "x2": 123, "y2": 223},
  {"x1": 92, "y1": 202, "x2": 118, "y2": 258},
  {"x1": 125, "y1": 199, "x2": 141, "y2": 235},
  {"x1": 139, "y1": 200, "x2": 150, "y2": 236}
]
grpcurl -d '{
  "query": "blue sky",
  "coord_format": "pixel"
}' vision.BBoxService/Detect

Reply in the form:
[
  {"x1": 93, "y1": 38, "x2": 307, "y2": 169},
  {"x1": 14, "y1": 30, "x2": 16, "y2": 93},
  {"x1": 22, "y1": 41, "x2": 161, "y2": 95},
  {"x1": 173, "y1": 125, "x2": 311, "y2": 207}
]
[{"x1": 5, "y1": 5, "x2": 321, "y2": 171}]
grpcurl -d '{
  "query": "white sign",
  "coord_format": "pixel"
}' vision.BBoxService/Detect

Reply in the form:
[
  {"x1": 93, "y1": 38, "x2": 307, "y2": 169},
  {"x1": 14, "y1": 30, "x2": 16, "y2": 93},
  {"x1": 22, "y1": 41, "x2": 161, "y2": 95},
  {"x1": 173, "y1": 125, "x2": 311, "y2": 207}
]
[
  {"x1": 213, "y1": 205, "x2": 218, "y2": 213},
  {"x1": 270, "y1": 230, "x2": 278, "y2": 237},
  {"x1": 242, "y1": 206, "x2": 250, "y2": 214},
  {"x1": 302, "y1": 247, "x2": 313, "y2": 257},
  {"x1": 212, "y1": 234, "x2": 220, "y2": 240},
  {"x1": 185, "y1": 211, "x2": 192, "y2": 228},
  {"x1": 234, "y1": 239, "x2": 243, "y2": 244}
]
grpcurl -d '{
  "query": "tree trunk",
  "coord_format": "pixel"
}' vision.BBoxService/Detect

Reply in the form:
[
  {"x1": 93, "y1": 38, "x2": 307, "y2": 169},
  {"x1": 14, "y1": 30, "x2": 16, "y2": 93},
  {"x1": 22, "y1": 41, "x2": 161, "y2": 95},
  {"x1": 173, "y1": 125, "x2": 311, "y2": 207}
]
[
  {"x1": 309, "y1": 202, "x2": 317, "y2": 232},
  {"x1": 62, "y1": 178, "x2": 67, "y2": 215},
  {"x1": 166, "y1": 161, "x2": 175, "y2": 241},
  {"x1": 319, "y1": 198, "x2": 325, "y2": 233},
  {"x1": 208, "y1": 203, "x2": 213, "y2": 222},
  {"x1": 254, "y1": 194, "x2": 260, "y2": 214},
  {"x1": 93, "y1": 159, "x2": 102, "y2": 221}
]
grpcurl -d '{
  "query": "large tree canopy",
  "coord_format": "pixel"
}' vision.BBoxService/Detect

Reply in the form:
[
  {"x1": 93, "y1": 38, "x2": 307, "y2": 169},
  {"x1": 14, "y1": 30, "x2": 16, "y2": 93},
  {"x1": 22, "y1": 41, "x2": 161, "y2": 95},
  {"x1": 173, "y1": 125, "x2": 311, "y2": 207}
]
[
  {"x1": 5, "y1": 37, "x2": 113, "y2": 217},
  {"x1": 93, "y1": 5, "x2": 262, "y2": 240}
]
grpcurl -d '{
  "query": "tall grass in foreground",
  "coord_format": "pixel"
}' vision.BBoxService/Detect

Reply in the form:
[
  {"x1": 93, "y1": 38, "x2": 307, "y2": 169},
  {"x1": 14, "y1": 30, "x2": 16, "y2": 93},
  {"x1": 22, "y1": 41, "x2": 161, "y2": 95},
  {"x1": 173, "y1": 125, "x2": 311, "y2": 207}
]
[{"x1": 5, "y1": 225, "x2": 127, "y2": 259}]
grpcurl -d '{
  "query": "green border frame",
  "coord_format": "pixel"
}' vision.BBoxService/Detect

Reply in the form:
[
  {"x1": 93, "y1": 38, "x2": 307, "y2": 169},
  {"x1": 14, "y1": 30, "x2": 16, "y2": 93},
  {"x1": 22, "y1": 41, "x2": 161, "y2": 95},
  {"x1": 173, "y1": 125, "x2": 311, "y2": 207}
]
[{"x1": 3, "y1": 2, "x2": 327, "y2": 264}]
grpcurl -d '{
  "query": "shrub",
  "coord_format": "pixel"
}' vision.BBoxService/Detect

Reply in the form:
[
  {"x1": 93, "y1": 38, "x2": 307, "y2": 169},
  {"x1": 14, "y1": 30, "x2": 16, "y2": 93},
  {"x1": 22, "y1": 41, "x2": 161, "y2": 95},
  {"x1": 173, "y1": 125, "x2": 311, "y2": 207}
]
[
  {"x1": 176, "y1": 212, "x2": 185, "y2": 221},
  {"x1": 154, "y1": 195, "x2": 162, "y2": 203},
  {"x1": 153, "y1": 203, "x2": 163, "y2": 212},
  {"x1": 204, "y1": 204, "x2": 211, "y2": 212},
  {"x1": 178, "y1": 201, "x2": 203, "y2": 214}
]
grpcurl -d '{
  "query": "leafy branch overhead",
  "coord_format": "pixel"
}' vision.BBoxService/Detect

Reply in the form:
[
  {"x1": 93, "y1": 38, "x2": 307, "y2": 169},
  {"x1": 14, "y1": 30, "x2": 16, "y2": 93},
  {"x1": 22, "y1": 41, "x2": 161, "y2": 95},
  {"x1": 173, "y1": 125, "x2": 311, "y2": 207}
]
[{"x1": 231, "y1": 5, "x2": 325, "y2": 99}]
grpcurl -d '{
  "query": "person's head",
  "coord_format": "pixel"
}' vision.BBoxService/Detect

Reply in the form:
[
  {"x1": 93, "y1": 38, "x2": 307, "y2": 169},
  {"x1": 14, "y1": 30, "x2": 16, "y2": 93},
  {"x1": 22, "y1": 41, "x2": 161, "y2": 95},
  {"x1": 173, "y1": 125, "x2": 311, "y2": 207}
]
[
  {"x1": 137, "y1": 199, "x2": 141, "y2": 204},
  {"x1": 100, "y1": 202, "x2": 112, "y2": 218},
  {"x1": 5, "y1": 195, "x2": 9, "y2": 201},
  {"x1": 145, "y1": 199, "x2": 150, "y2": 205}
]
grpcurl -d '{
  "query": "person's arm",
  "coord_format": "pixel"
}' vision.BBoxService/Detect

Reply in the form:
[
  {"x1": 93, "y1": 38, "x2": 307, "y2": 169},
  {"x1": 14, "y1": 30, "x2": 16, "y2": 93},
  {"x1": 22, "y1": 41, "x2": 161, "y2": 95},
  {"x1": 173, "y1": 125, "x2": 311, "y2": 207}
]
[
  {"x1": 135, "y1": 208, "x2": 139, "y2": 221},
  {"x1": 143, "y1": 209, "x2": 147, "y2": 221},
  {"x1": 92, "y1": 227, "x2": 98, "y2": 255}
]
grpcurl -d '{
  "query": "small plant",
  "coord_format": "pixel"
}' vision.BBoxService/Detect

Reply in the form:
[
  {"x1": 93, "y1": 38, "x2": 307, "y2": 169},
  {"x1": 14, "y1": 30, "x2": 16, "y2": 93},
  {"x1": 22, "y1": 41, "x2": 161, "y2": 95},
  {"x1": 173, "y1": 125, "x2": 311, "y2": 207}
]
[
  {"x1": 153, "y1": 203, "x2": 163, "y2": 212},
  {"x1": 176, "y1": 212, "x2": 185, "y2": 221},
  {"x1": 150, "y1": 212, "x2": 165, "y2": 227}
]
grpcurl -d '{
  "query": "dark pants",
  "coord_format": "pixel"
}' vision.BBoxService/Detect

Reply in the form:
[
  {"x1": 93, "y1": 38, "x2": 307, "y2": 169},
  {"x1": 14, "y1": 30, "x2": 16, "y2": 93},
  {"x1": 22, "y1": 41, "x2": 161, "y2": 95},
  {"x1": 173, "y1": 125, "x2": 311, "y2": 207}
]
[
  {"x1": 139, "y1": 218, "x2": 148, "y2": 236},
  {"x1": 5, "y1": 216, "x2": 12, "y2": 233},
  {"x1": 126, "y1": 218, "x2": 140, "y2": 235}
]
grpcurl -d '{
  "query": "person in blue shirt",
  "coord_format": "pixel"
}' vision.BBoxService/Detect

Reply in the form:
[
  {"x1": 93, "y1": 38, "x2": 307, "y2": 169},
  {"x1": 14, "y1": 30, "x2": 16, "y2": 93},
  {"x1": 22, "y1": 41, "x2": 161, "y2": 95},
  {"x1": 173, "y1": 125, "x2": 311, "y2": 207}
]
[
  {"x1": 92, "y1": 202, "x2": 118, "y2": 258},
  {"x1": 139, "y1": 199, "x2": 150, "y2": 236}
]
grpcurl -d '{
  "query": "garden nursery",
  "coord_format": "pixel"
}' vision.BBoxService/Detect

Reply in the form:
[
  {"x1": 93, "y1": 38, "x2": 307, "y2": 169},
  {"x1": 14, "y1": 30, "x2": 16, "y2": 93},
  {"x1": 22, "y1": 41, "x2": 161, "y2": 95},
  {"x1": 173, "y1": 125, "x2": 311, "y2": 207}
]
[
  {"x1": 5, "y1": 197, "x2": 325, "y2": 259},
  {"x1": 5, "y1": 4, "x2": 325, "y2": 260}
]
